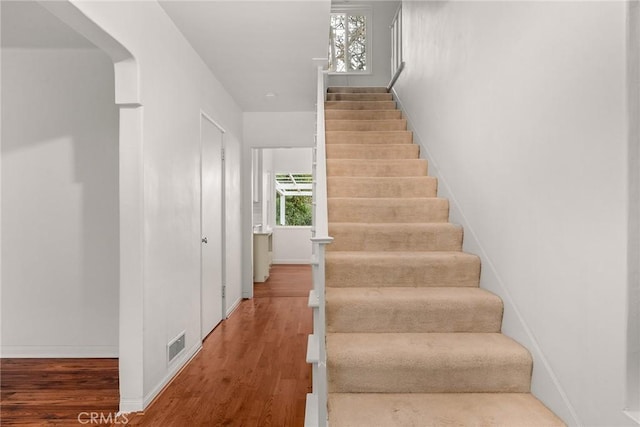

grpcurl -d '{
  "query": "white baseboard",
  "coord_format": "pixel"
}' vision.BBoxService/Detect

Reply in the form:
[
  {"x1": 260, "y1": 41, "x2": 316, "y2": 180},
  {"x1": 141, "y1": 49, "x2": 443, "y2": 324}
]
[
  {"x1": 272, "y1": 259, "x2": 311, "y2": 264},
  {"x1": 141, "y1": 341, "x2": 202, "y2": 409},
  {"x1": 0, "y1": 345, "x2": 118, "y2": 358},
  {"x1": 118, "y1": 398, "x2": 144, "y2": 414},
  {"x1": 226, "y1": 297, "x2": 242, "y2": 317}
]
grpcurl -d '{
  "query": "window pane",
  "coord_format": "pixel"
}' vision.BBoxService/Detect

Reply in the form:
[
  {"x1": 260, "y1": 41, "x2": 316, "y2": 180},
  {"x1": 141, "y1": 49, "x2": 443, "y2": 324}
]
[
  {"x1": 330, "y1": 14, "x2": 346, "y2": 72},
  {"x1": 275, "y1": 173, "x2": 313, "y2": 226},
  {"x1": 348, "y1": 15, "x2": 366, "y2": 71}
]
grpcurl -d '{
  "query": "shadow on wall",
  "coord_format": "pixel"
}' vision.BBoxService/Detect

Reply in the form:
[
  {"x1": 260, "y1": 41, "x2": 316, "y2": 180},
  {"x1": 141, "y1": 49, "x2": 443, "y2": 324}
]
[{"x1": 1, "y1": 45, "x2": 120, "y2": 354}]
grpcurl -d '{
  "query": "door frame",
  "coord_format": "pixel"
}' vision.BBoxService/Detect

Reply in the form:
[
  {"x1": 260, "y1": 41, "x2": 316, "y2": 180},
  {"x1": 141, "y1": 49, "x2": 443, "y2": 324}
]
[{"x1": 199, "y1": 110, "x2": 227, "y2": 341}]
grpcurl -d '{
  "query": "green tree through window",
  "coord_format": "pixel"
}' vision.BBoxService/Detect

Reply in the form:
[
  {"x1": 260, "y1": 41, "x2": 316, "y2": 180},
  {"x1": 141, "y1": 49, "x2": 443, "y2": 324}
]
[
  {"x1": 329, "y1": 10, "x2": 369, "y2": 73},
  {"x1": 275, "y1": 194, "x2": 312, "y2": 226}
]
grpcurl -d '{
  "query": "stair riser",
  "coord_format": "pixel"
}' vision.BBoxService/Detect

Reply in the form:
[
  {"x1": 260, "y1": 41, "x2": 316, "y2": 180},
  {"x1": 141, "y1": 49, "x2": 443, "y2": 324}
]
[
  {"x1": 325, "y1": 110, "x2": 402, "y2": 120},
  {"x1": 328, "y1": 87, "x2": 388, "y2": 94},
  {"x1": 326, "y1": 145, "x2": 419, "y2": 160},
  {"x1": 327, "y1": 224, "x2": 463, "y2": 252},
  {"x1": 327, "y1": 93, "x2": 393, "y2": 102},
  {"x1": 326, "y1": 290, "x2": 503, "y2": 333},
  {"x1": 326, "y1": 131, "x2": 413, "y2": 145},
  {"x1": 327, "y1": 160, "x2": 427, "y2": 177},
  {"x1": 326, "y1": 120, "x2": 407, "y2": 132},
  {"x1": 325, "y1": 101, "x2": 396, "y2": 110},
  {"x1": 328, "y1": 360, "x2": 531, "y2": 393},
  {"x1": 325, "y1": 255, "x2": 480, "y2": 287},
  {"x1": 327, "y1": 177, "x2": 437, "y2": 198},
  {"x1": 328, "y1": 199, "x2": 449, "y2": 223},
  {"x1": 328, "y1": 393, "x2": 566, "y2": 427}
]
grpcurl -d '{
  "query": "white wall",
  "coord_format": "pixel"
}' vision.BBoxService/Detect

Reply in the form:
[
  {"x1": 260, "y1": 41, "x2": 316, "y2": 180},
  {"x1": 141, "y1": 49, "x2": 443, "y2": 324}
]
[
  {"x1": 273, "y1": 227, "x2": 312, "y2": 264},
  {"x1": 272, "y1": 147, "x2": 313, "y2": 173},
  {"x1": 328, "y1": 0, "x2": 400, "y2": 88},
  {"x1": 1, "y1": 48, "x2": 119, "y2": 357},
  {"x1": 64, "y1": 0, "x2": 244, "y2": 411},
  {"x1": 396, "y1": 2, "x2": 629, "y2": 425}
]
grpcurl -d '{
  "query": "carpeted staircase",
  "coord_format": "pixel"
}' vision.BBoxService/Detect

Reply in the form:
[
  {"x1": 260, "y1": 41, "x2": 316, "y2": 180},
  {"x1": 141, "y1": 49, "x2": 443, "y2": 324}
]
[{"x1": 324, "y1": 86, "x2": 565, "y2": 426}]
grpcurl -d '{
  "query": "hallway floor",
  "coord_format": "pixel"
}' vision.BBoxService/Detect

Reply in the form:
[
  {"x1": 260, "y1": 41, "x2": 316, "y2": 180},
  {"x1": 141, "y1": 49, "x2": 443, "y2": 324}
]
[{"x1": 0, "y1": 264, "x2": 313, "y2": 426}]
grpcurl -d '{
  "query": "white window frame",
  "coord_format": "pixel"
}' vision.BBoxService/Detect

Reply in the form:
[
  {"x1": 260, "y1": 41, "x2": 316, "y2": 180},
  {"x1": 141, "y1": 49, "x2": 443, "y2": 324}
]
[
  {"x1": 329, "y1": 6, "x2": 373, "y2": 75},
  {"x1": 275, "y1": 173, "x2": 313, "y2": 227}
]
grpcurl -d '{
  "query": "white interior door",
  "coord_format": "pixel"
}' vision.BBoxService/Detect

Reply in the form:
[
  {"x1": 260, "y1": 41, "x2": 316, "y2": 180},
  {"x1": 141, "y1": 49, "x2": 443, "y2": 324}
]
[{"x1": 201, "y1": 114, "x2": 224, "y2": 339}]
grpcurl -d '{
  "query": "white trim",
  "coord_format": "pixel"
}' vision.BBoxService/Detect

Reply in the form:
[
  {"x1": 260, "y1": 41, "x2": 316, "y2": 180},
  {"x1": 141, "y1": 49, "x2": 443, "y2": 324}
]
[
  {"x1": 118, "y1": 399, "x2": 143, "y2": 415},
  {"x1": 0, "y1": 345, "x2": 118, "y2": 358},
  {"x1": 272, "y1": 259, "x2": 311, "y2": 265},
  {"x1": 199, "y1": 111, "x2": 227, "y2": 340},
  {"x1": 200, "y1": 110, "x2": 226, "y2": 134},
  {"x1": 225, "y1": 297, "x2": 242, "y2": 318},
  {"x1": 624, "y1": 410, "x2": 640, "y2": 425},
  {"x1": 142, "y1": 341, "x2": 202, "y2": 410}
]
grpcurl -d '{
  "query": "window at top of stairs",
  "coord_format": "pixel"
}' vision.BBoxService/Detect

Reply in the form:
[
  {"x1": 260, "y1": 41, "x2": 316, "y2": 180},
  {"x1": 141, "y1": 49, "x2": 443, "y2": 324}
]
[{"x1": 329, "y1": 7, "x2": 371, "y2": 74}]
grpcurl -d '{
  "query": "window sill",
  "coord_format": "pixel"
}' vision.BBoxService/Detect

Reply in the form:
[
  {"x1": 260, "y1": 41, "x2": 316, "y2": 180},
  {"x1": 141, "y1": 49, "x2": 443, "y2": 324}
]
[
  {"x1": 328, "y1": 71, "x2": 373, "y2": 76},
  {"x1": 274, "y1": 225, "x2": 313, "y2": 229}
]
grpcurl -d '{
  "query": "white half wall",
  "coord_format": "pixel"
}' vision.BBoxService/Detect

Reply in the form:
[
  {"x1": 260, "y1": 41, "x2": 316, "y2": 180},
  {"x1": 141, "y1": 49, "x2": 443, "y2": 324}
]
[
  {"x1": 1, "y1": 48, "x2": 119, "y2": 357},
  {"x1": 395, "y1": 2, "x2": 629, "y2": 425}
]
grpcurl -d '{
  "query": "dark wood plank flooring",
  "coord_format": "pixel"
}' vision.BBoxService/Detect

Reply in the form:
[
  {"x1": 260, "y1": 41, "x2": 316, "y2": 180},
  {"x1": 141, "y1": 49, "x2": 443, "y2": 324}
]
[
  {"x1": 1, "y1": 358, "x2": 119, "y2": 425},
  {"x1": 0, "y1": 264, "x2": 313, "y2": 426}
]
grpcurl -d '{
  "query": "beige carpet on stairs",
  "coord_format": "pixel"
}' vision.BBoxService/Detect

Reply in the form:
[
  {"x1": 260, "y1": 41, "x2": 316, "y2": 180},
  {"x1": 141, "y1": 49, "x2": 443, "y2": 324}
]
[{"x1": 324, "y1": 86, "x2": 565, "y2": 426}]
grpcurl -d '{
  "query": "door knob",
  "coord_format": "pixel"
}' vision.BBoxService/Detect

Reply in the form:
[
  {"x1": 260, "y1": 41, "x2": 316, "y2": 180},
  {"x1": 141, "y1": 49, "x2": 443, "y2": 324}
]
[{"x1": 202, "y1": 237, "x2": 208, "y2": 244}]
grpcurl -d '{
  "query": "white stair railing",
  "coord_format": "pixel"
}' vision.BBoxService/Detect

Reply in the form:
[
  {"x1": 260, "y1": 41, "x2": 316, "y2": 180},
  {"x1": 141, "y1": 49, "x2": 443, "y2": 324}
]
[{"x1": 305, "y1": 65, "x2": 332, "y2": 427}]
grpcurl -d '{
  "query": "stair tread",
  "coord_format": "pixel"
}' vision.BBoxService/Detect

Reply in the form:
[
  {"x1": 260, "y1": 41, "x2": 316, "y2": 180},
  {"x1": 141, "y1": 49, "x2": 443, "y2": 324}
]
[
  {"x1": 325, "y1": 101, "x2": 396, "y2": 110},
  {"x1": 325, "y1": 110, "x2": 402, "y2": 121},
  {"x1": 328, "y1": 86, "x2": 388, "y2": 93},
  {"x1": 327, "y1": 331, "x2": 530, "y2": 360},
  {"x1": 328, "y1": 223, "x2": 463, "y2": 252},
  {"x1": 327, "y1": 176, "x2": 437, "y2": 198},
  {"x1": 327, "y1": 332, "x2": 532, "y2": 393},
  {"x1": 326, "y1": 144, "x2": 419, "y2": 160},
  {"x1": 326, "y1": 250, "x2": 480, "y2": 288},
  {"x1": 325, "y1": 250, "x2": 478, "y2": 258},
  {"x1": 326, "y1": 285, "x2": 497, "y2": 300},
  {"x1": 328, "y1": 393, "x2": 565, "y2": 427},
  {"x1": 326, "y1": 130, "x2": 410, "y2": 135},
  {"x1": 328, "y1": 197, "x2": 449, "y2": 223},
  {"x1": 326, "y1": 287, "x2": 503, "y2": 333},
  {"x1": 325, "y1": 119, "x2": 405, "y2": 123},
  {"x1": 329, "y1": 222, "x2": 461, "y2": 230},
  {"x1": 327, "y1": 158, "x2": 424, "y2": 164}
]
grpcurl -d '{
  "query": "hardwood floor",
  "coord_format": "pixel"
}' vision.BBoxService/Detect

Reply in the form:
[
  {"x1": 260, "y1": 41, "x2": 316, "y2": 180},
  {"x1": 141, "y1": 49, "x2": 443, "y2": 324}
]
[
  {"x1": 0, "y1": 264, "x2": 313, "y2": 426},
  {"x1": 1, "y1": 358, "x2": 119, "y2": 425}
]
